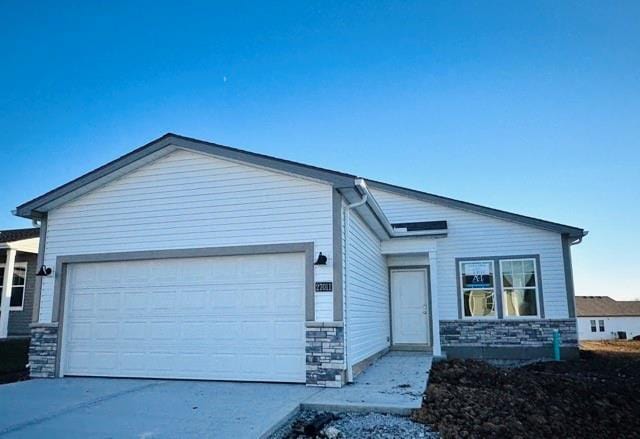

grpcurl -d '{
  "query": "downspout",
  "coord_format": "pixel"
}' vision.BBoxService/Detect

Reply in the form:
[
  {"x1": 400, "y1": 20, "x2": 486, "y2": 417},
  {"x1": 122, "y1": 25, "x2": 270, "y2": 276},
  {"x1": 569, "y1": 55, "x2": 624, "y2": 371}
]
[{"x1": 342, "y1": 190, "x2": 368, "y2": 382}]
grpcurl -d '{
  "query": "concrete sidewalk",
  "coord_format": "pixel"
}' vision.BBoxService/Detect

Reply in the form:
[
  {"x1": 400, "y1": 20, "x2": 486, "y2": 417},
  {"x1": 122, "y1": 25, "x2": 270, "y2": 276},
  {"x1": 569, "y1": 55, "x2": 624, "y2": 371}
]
[
  {"x1": 0, "y1": 352, "x2": 431, "y2": 437},
  {"x1": 303, "y1": 352, "x2": 432, "y2": 415},
  {"x1": 0, "y1": 378, "x2": 321, "y2": 438}
]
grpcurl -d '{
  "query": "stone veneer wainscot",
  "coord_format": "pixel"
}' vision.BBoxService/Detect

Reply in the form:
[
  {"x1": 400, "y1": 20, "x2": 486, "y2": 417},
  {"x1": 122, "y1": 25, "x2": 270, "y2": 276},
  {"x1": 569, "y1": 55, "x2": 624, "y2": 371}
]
[
  {"x1": 29, "y1": 323, "x2": 59, "y2": 378},
  {"x1": 305, "y1": 321, "x2": 346, "y2": 387},
  {"x1": 440, "y1": 319, "x2": 579, "y2": 359}
]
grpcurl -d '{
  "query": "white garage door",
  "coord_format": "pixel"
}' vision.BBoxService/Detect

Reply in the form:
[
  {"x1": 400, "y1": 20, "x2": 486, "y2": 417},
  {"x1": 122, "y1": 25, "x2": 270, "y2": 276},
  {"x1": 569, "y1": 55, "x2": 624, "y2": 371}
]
[{"x1": 62, "y1": 252, "x2": 306, "y2": 382}]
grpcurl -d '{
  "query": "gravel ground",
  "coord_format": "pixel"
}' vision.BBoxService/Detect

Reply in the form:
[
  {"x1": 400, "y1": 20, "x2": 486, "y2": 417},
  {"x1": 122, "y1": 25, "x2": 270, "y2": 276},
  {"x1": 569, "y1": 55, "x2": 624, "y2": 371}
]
[{"x1": 270, "y1": 410, "x2": 438, "y2": 439}]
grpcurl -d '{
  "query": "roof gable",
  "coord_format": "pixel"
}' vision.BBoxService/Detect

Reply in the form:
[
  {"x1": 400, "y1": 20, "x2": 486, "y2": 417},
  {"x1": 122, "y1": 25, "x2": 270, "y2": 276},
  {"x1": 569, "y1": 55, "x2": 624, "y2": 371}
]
[
  {"x1": 15, "y1": 134, "x2": 355, "y2": 218},
  {"x1": 15, "y1": 133, "x2": 585, "y2": 240}
]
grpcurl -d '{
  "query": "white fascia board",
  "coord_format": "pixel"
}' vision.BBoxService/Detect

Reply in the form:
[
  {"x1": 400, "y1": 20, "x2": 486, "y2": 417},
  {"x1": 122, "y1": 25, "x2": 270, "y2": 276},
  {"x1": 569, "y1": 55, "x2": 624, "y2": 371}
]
[
  {"x1": 1, "y1": 238, "x2": 40, "y2": 253},
  {"x1": 381, "y1": 237, "x2": 438, "y2": 255}
]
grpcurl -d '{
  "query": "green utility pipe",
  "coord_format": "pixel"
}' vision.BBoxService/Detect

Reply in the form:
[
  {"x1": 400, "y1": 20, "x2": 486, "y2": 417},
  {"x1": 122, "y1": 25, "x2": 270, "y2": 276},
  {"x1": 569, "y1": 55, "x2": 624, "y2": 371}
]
[{"x1": 553, "y1": 329, "x2": 561, "y2": 361}]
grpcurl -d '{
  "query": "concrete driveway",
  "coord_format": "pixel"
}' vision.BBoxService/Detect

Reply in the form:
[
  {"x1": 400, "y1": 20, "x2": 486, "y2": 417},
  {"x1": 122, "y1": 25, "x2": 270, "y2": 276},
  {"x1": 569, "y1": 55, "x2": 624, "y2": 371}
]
[{"x1": 0, "y1": 378, "x2": 321, "y2": 438}]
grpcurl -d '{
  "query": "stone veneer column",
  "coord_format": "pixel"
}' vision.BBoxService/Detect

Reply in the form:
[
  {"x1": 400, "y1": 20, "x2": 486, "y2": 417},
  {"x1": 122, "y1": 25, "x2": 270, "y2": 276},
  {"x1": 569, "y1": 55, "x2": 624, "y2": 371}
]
[
  {"x1": 29, "y1": 323, "x2": 59, "y2": 378},
  {"x1": 305, "y1": 321, "x2": 346, "y2": 387}
]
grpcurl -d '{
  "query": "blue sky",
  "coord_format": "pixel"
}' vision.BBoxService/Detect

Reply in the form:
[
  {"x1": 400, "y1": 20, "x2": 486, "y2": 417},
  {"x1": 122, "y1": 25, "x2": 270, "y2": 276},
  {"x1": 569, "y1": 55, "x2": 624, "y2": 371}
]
[{"x1": 1, "y1": 1, "x2": 638, "y2": 299}]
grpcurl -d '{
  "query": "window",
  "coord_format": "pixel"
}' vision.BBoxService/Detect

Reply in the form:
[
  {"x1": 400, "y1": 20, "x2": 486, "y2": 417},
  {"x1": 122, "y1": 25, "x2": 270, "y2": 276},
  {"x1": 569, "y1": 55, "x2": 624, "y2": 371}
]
[
  {"x1": 0, "y1": 262, "x2": 27, "y2": 311},
  {"x1": 460, "y1": 261, "x2": 496, "y2": 317},
  {"x1": 598, "y1": 320, "x2": 605, "y2": 332},
  {"x1": 500, "y1": 258, "x2": 539, "y2": 317},
  {"x1": 590, "y1": 320, "x2": 597, "y2": 332}
]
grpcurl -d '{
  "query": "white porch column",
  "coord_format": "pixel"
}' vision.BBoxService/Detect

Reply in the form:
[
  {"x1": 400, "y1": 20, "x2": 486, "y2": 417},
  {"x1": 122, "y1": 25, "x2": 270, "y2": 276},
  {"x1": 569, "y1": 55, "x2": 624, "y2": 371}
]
[
  {"x1": 429, "y1": 250, "x2": 442, "y2": 357},
  {"x1": 0, "y1": 248, "x2": 17, "y2": 338}
]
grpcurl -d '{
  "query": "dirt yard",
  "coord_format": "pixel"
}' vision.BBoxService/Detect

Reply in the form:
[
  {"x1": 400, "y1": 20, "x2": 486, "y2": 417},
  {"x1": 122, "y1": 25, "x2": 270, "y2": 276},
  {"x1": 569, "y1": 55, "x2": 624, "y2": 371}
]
[{"x1": 413, "y1": 341, "x2": 640, "y2": 438}]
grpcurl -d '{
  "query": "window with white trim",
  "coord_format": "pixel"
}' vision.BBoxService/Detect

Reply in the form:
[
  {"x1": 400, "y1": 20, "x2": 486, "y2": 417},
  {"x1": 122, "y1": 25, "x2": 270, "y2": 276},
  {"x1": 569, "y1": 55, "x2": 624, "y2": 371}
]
[
  {"x1": 500, "y1": 258, "x2": 539, "y2": 317},
  {"x1": 0, "y1": 262, "x2": 27, "y2": 311},
  {"x1": 598, "y1": 320, "x2": 605, "y2": 332},
  {"x1": 590, "y1": 320, "x2": 597, "y2": 332},
  {"x1": 460, "y1": 260, "x2": 496, "y2": 317}
]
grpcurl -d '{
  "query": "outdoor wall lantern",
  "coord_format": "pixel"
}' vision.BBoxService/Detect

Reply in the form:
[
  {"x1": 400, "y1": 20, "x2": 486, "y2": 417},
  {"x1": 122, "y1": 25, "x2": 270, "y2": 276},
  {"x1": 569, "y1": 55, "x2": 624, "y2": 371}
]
[
  {"x1": 314, "y1": 252, "x2": 327, "y2": 265},
  {"x1": 36, "y1": 265, "x2": 53, "y2": 277}
]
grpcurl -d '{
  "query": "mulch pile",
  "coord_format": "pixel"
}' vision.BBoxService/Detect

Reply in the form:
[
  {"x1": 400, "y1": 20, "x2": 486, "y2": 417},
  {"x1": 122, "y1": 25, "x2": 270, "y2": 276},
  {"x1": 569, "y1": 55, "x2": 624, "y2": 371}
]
[{"x1": 412, "y1": 347, "x2": 640, "y2": 438}]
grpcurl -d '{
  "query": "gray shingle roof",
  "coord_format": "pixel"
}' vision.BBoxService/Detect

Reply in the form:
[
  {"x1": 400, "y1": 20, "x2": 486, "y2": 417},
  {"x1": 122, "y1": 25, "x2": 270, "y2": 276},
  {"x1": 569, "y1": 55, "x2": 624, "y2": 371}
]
[
  {"x1": 576, "y1": 296, "x2": 640, "y2": 317},
  {"x1": 0, "y1": 227, "x2": 40, "y2": 243}
]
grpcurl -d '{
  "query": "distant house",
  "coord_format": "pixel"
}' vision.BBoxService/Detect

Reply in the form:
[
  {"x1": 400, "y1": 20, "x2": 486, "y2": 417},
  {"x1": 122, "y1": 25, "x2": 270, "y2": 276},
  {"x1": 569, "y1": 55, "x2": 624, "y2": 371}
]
[
  {"x1": 576, "y1": 296, "x2": 640, "y2": 340},
  {"x1": 0, "y1": 228, "x2": 40, "y2": 338}
]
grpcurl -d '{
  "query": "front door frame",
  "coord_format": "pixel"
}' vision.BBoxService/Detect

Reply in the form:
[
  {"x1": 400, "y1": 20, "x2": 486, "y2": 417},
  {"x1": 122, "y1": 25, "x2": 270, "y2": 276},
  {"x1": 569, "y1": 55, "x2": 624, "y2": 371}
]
[{"x1": 389, "y1": 265, "x2": 433, "y2": 349}]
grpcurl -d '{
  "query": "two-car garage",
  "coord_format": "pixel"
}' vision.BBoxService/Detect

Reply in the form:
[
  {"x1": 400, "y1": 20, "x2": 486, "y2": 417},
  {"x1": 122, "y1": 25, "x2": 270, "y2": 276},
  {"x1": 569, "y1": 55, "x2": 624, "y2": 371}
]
[{"x1": 60, "y1": 252, "x2": 307, "y2": 383}]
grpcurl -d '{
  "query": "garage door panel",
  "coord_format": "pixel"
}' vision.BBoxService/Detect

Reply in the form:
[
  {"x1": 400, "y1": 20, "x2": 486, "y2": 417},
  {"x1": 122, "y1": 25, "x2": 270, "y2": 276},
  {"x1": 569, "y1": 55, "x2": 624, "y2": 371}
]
[
  {"x1": 123, "y1": 291, "x2": 148, "y2": 310},
  {"x1": 68, "y1": 322, "x2": 93, "y2": 341},
  {"x1": 96, "y1": 292, "x2": 121, "y2": 311},
  {"x1": 276, "y1": 286, "x2": 305, "y2": 309},
  {"x1": 63, "y1": 252, "x2": 306, "y2": 382},
  {"x1": 179, "y1": 287, "x2": 208, "y2": 309},
  {"x1": 94, "y1": 322, "x2": 119, "y2": 339},
  {"x1": 150, "y1": 289, "x2": 175, "y2": 310}
]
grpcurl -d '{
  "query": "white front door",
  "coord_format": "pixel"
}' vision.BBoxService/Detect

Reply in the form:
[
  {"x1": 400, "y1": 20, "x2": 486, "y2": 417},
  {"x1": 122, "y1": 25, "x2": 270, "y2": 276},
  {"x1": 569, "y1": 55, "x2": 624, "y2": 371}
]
[
  {"x1": 62, "y1": 253, "x2": 306, "y2": 382},
  {"x1": 390, "y1": 268, "x2": 429, "y2": 345}
]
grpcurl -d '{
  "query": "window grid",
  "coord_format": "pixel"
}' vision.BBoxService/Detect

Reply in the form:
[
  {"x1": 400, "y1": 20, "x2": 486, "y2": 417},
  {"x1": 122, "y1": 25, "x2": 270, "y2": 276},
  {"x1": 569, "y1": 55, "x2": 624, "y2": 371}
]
[
  {"x1": 459, "y1": 260, "x2": 496, "y2": 319},
  {"x1": 457, "y1": 255, "x2": 543, "y2": 320},
  {"x1": 500, "y1": 258, "x2": 540, "y2": 319},
  {"x1": 0, "y1": 262, "x2": 27, "y2": 311}
]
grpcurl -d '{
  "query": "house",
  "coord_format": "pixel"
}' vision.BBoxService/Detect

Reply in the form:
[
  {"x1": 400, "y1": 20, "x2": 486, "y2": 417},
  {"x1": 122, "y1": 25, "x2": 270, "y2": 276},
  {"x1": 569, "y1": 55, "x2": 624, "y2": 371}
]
[
  {"x1": 1, "y1": 228, "x2": 40, "y2": 339},
  {"x1": 576, "y1": 296, "x2": 640, "y2": 341},
  {"x1": 15, "y1": 133, "x2": 586, "y2": 386}
]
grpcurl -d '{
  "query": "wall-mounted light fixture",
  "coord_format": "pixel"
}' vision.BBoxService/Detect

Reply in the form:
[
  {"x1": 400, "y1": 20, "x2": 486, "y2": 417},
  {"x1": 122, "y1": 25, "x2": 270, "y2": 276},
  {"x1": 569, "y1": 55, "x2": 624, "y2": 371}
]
[
  {"x1": 36, "y1": 265, "x2": 53, "y2": 277},
  {"x1": 314, "y1": 252, "x2": 327, "y2": 265}
]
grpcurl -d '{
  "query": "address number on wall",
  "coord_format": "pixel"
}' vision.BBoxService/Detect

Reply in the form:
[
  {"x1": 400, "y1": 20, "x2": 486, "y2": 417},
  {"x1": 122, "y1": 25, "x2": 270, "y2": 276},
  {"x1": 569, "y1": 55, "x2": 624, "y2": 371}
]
[{"x1": 315, "y1": 282, "x2": 333, "y2": 292}]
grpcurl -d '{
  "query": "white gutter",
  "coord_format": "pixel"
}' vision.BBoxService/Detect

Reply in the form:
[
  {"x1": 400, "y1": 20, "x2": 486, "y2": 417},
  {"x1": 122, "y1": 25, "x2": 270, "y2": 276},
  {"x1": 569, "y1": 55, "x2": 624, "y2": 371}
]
[
  {"x1": 571, "y1": 230, "x2": 589, "y2": 245},
  {"x1": 354, "y1": 178, "x2": 394, "y2": 237},
  {"x1": 354, "y1": 178, "x2": 446, "y2": 239}
]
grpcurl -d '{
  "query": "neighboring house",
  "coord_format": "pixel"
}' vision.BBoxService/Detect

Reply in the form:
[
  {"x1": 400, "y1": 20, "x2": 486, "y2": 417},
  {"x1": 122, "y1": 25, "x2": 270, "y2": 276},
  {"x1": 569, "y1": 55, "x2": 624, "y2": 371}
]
[
  {"x1": 0, "y1": 228, "x2": 40, "y2": 338},
  {"x1": 15, "y1": 133, "x2": 586, "y2": 386},
  {"x1": 576, "y1": 296, "x2": 640, "y2": 341}
]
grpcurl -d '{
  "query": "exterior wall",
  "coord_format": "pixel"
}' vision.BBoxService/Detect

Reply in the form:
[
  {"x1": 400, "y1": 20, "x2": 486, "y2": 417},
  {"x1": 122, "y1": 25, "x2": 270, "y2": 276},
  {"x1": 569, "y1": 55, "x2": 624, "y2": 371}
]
[
  {"x1": 371, "y1": 188, "x2": 571, "y2": 320},
  {"x1": 39, "y1": 148, "x2": 335, "y2": 323},
  {"x1": 578, "y1": 316, "x2": 640, "y2": 340},
  {"x1": 314, "y1": 291, "x2": 333, "y2": 321},
  {"x1": 305, "y1": 322, "x2": 345, "y2": 387},
  {"x1": 344, "y1": 210, "x2": 390, "y2": 370},
  {"x1": 1, "y1": 251, "x2": 37, "y2": 336}
]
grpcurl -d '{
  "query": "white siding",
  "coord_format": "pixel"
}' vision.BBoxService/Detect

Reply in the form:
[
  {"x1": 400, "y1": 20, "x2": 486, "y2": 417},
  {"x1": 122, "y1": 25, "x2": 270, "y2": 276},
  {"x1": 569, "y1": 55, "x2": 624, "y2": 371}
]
[
  {"x1": 314, "y1": 291, "x2": 333, "y2": 321},
  {"x1": 40, "y1": 148, "x2": 334, "y2": 322},
  {"x1": 345, "y1": 210, "x2": 390, "y2": 367},
  {"x1": 578, "y1": 316, "x2": 640, "y2": 340},
  {"x1": 371, "y1": 188, "x2": 570, "y2": 319}
]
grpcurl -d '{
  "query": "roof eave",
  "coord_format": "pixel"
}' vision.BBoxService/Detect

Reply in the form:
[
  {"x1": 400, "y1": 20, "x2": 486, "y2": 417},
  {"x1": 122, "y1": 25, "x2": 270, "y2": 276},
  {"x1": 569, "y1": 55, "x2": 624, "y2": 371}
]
[
  {"x1": 15, "y1": 133, "x2": 356, "y2": 219},
  {"x1": 367, "y1": 180, "x2": 586, "y2": 240},
  {"x1": 14, "y1": 133, "x2": 588, "y2": 240}
]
